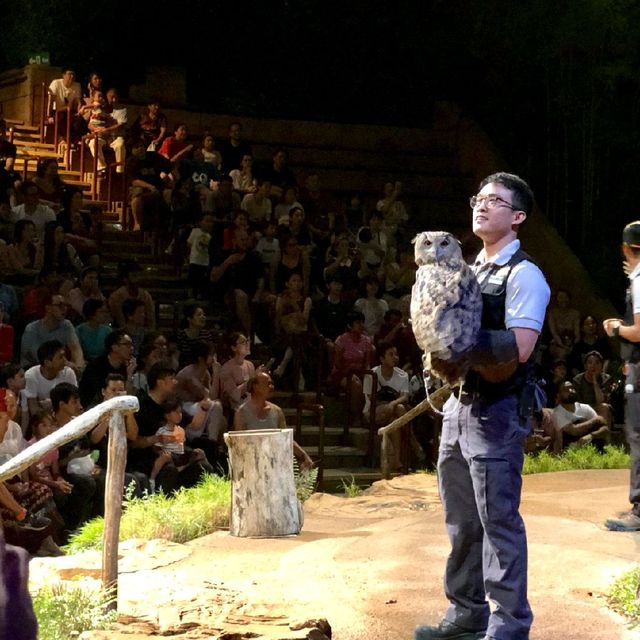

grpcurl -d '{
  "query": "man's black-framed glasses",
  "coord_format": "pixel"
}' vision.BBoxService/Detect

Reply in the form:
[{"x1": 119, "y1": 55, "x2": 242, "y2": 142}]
[{"x1": 469, "y1": 195, "x2": 518, "y2": 211}]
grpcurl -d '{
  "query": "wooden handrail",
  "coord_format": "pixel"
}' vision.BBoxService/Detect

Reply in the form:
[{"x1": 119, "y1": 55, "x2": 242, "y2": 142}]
[
  {"x1": 38, "y1": 82, "x2": 46, "y2": 142},
  {"x1": 0, "y1": 395, "x2": 139, "y2": 608}
]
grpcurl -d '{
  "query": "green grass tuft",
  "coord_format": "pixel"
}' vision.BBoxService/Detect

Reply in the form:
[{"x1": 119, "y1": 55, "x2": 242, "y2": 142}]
[
  {"x1": 341, "y1": 475, "x2": 363, "y2": 498},
  {"x1": 32, "y1": 582, "x2": 116, "y2": 640},
  {"x1": 523, "y1": 444, "x2": 630, "y2": 475},
  {"x1": 608, "y1": 566, "x2": 640, "y2": 625},
  {"x1": 66, "y1": 473, "x2": 231, "y2": 553}
]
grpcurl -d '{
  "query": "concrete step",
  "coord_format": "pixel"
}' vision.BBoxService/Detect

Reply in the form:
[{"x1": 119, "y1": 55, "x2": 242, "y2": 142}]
[{"x1": 304, "y1": 445, "x2": 368, "y2": 468}]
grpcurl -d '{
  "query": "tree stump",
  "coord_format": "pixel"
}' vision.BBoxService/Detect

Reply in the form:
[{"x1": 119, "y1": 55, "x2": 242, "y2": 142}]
[{"x1": 224, "y1": 429, "x2": 302, "y2": 537}]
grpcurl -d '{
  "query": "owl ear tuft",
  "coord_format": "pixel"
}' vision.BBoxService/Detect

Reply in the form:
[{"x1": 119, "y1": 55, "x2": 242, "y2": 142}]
[{"x1": 411, "y1": 233, "x2": 422, "y2": 245}]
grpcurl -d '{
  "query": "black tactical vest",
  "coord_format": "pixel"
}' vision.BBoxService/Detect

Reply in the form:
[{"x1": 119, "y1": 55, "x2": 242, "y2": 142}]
[
  {"x1": 620, "y1": 274, "x2": 640, "y2": 363},
  {"x1": 465, "y1": 249, "x2": 537, "y2": 399}
]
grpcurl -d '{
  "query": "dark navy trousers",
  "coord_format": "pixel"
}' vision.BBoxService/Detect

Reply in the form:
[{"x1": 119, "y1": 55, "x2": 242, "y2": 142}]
[
  {"x1": 624, "y1": 391, "x2": 640, "y2": 515},
  {"x1": 437, "y1": 392, "x2": 533, "y2": 640}
]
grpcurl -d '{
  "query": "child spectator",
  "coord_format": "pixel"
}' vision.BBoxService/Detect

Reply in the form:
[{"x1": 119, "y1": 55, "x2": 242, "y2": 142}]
[
  {"x1": 187, "y1": 214, "x2": 214, "y2": 299},
  {"x1": 274, "y1": 186, "x2": 303, "y2": 226},
  {"x1": 354, "y1": 275, "x2": 388, "y2": 336},
  {"x1": 255, "y1": 221, "x2": 280, "y2": 284},
  {"x1": 75, "y1": 299, "x2": 112, "y2": 361},
  {"x1": 200, "y1": 133, "x2": 222, "y2": 169}
]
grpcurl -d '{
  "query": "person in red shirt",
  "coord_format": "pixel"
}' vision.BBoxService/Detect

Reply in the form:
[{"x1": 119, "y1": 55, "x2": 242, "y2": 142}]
[{"x1": 158, "y1": 123, "x2": 193, "y2": 163}]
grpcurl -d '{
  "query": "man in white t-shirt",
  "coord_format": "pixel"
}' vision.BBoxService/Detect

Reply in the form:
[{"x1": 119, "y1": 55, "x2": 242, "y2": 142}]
[
  {"x1": 187, "y1": 213, "x2": 214, "y2": 299},
  {"x1": 48, "y1": 69, "x2": 82, "y2": 112},
  {"x1": 552, "y1": 381, "x2": 610, "y2": 451},
  {"x1": 24, "y1": 339, "x2": 78, "y2": 419}
]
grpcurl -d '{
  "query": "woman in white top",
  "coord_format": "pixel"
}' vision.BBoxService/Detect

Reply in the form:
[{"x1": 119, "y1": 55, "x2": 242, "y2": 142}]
[{"x1": 229, "y1": 154, "x2": 257, "y2": 195}]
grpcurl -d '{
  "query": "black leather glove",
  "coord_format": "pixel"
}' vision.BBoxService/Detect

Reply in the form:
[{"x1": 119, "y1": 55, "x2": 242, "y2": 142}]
[{"x1": 468, "y1": 329, "x2": 519, "y2": 383}]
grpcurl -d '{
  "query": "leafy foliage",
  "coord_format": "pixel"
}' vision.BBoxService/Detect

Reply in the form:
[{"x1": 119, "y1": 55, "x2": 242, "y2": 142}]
[
  {"x1": 341, "y1": 475, "x2": 363, "y2": 498},
  {"x1": 32, "y1": 582, "x2": 116, "y2": 640},
  {"x1": 294, "y1": 458, "x2": 318, "y2": 502},
  {"x1": 608, "y1": 566, "x2": 640, "y2": 625},
  {"x1": 66, "y1": 473, "x2": 231, "y2": 552},
  {"x1": 523, "y1": 444, "x2": 630, "y2": 475}
]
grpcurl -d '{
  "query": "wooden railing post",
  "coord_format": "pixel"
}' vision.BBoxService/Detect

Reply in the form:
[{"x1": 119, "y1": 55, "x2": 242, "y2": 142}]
[
  {"x1": 39, "y1": 82, "x2": 46, "y2": 143},
  {"x1": 65, "y1": 107, "x2": 71, "y2": 168},
  {"x1": 101, "y1": 410, "x2": 128, "y2": 605}
]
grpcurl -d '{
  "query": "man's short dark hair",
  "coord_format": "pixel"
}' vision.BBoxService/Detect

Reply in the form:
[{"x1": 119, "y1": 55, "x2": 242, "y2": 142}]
[
  {"x1": 346, "y1": 311, "x2": 365, "y2": 327},
  {"x1": 584, "y1": 350, "x2": 604, "y2": 364},
  {"x1": 162, "y1": 394, "x2": 182, "y2": 414},
  {"x1": 37, "y1": 340, "x2": 64, "y2": 366},
  {"x1": 478, "y1": 172, "x2": 534, "y2": 216},
  {"x1": 82, "y1": 298, "x2": 104, "y2": 320},
  {"x1": 191, "y1": 341, "x2": 213, "y2": 363},
  {"x1": 378, "y1": 342, "x2": 396, "y2": 360},
  {"x1": 105, "y1": 329, "x2": 128, "y2": 353},
  {"x1": 0, "y1": 363, "x2": 22, "y2": 387},
  {"x1": 51, "y1": 382, "x2": 80, "y2": 412},
  {"x1": 147, "y1": 361, "x2": 176, "y2": 390},
  {"x1": 103, "y1": 373, "x2": 126, "y2": 389}
]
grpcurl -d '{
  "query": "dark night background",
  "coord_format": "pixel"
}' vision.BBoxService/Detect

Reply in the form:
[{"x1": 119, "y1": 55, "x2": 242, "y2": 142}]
[{"x1": 3, "y1": 0, "x2": 640, "y2": 307}]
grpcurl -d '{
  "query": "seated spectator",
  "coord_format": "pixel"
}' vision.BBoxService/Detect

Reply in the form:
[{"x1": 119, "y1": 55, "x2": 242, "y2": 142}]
[
  {"x1": 11, "y1": 182, "x2": 56, "y2": 242},
  {"x1": 24, "y1": 339, "x2": 78, "y2": 419},
  {"x1": 18, "y1": 266, "x2": 64, "y2": 325},
  {"x1": 130, "y1": 100, "x2": 167, "y2": 151},
  {"x1": 255, "y1": 220, "x2": 280, "y2": 285},
  {"x1": 131, "y1": 341, "x2": 160, "y2": 394},
  {"x1": 158, "y1": 123, "x2": 193, "y2": 163},
  {"x1": 20, "y1": 292, "x2": 84, "y2": 371},
  {"x1": 218, "y1": 122, "x2": 252, "y2": 173},
  {"x1": 260, "y1": 148, "x2": 296, "y2": 199},
  {"x1": 274, "y1": 186, "x2": 303, "y2": 226},
  {"x1": 33, "y1": 159, "x2": 65, "y2": 209},
  {"x1": 229, "y1": 154, "x2": 256, "y2": 195},
  {"x1": 48, "y1": 68, "x2": 82, "y2": 114},
  {"x1": 204, "y1": 175, "x2": 241, "y2": 222},
  {"x1": 553, "y1": 381, "x2": 610, "y2": 451},
  {"x1": 4, "y1": 220, "x2": 42, "y2": 284},
  {"x1": 323, "y1": 235, "x2": 360, "y2": 300},
  {"x1": 374, "y1": 309, "x2": 421, "y2": 374},
  {"x1": 543, "y1": 359, "x2": 569, "y2": 408},
  {"x1": 128, "y1": 362, "x2": 213, "y2": 493},
  {"x1": 0, "y1": 119, "x2": 18, "y2": 176},
  {"x1": 122, "y1": 298, "x2": 148, "y2": 355},
  {"x1": 210, "y1": 227, "x2": 265, "y2": 336},
  {"x1": 278, "y1": 206, "x2": 312, "y2": 250},
  {"x1": 572, "y1": 350, "x2": 614, "y2": 426},
  {"x1": 85, "y1": 90, "x2": 125, "y2": 174},
  {"x1": 222, "y1": 209, "x2": 250, "y2": 250},
  {"x1": 357, "y1": 210, "x2": 388, "y2": 277},
  {"x1": 56, "y1": 188, "x2": 98, "y2": 261},
  {"x1": 75, "y1": 299, "x2": 111, "y2": 361},
  {"x1": 79, "y1": 329, "x2": 135, "y2": 407},
  {"x1": 49, "y1": 383, "x2": 97, "y2": 533},
  {"x1": 0, "y1": 394, "x2": 60, "y2": 556},
  {"x1": 108, "y1": 260, "x2": 156, "y2": 329},
  {"x1": 363, "y1": 344, "x2": 410, "y2": 470},
  {"x1": 354, "y1": 275, "x2": 388, "y2": 337},
  {"x1": 299, "y1": 173, "x2": 331, "y2": 233},
  {"x1": 271, "y1": 234, "x2": 310, "y2": 296},
  {"x1": 103, "y1": 88, "x2": 127, "y2": 173},
  {"x1": 88, "y1": 374, "x2": 147, "y2": 499},
  {"x1": 383, "y1": 247, "x2": 416, "y2": 302},
  {"x1": 241, "y1": 179, "x2": 272, "y2": 224},
  {"x1": 125, "y1": 139, "x2": 172, "y2": 236},
  {"x1": 149, "y1": 397, "x2": 208, "y2": 492},
  {"x1": 568, "y1": 315, "x2": 612, "y2": 376},
  {"x1": 219, "y1": 332, "x2": 260, "y2": 412},
  {"x1": 177, "y1": 304, "x2": 214, "y2": 369},
  {"x1": 328, "y1": 311, "x2": 374, "y2": 411},
  {"x1": 547, "y1": 289, "x2": 581, "y2": 357},
  {"x1": 200, "y1": 133, "x2": 222, "y2": 169},
  {"x1": 186, "y1": 213, "x2": 214, "y2": 300},
  {"x1": 83, "y1": 71, "x2": 103, "y2": 100},
  {"x1": 42, "y1": 222, "x2": 83, "y2": 276},
  {"x1": 233, "y1": 372, "x2": 313, "y2": 468},
  {"x1": 67, "y1": 267, "x2": 106, "y2": 318},
  {"x1": 273, "y1": 272, "x2": 313, "y2": 390},
  {"x1": 314, "y1": 276, "x2": 350, "y2": 342},
  {"x1": 0, "y1": 281, "x2": 18, "y2": 323},
  {"x1": 376, "y1": 181, "x2": 408, "y2": 242},
  {"x1": 0, "y1": 364, "x2": 26, "y2": 432}
]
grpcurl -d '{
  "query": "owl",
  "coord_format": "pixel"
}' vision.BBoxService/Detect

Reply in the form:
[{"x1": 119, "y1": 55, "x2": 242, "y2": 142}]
[{"x1": 410, "y1": 231, "x2": 482, "y2": 386}]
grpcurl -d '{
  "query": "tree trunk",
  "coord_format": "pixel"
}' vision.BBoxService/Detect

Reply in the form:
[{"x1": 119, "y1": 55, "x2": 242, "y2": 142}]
[{"x1": 224, "y1": 429, "x2": 302, "y2": 538}]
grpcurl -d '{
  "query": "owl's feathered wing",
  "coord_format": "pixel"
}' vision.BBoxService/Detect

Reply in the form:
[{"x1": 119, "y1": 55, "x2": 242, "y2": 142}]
[{"x1": 411, "y1": 261, "x2": 482, "y2": 385}]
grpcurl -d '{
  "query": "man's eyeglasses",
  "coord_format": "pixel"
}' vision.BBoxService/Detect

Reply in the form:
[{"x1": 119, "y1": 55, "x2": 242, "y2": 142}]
[
  {"x1": 118, "y1": 341, "x2": 134, "y2": 347},
  {"x1": 235, "y1": 338, "x2": 248, "y2": 345},
  {"x1": 469, "y1": 195, "x2": 518, "y2": 211}
]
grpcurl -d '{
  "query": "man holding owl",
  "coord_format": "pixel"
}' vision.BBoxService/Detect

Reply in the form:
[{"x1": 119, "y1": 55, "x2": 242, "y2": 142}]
[{"x1": 416, "y1": 173, "x2": 550, "y2": 640}]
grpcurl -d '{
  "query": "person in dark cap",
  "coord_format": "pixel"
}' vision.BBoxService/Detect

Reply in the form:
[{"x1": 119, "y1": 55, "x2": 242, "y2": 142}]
[{"x1": 602, "y1": 220, "x2": 640, "y2": 531}]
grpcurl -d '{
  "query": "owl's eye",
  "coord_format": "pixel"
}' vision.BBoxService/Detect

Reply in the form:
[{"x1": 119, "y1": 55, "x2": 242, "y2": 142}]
[
  {"x1": 424, "y1": 240, "x2": 432, "y2": 246},
  {"x1": 440, "y1": 240, "x2": 449, "y2": 247}
]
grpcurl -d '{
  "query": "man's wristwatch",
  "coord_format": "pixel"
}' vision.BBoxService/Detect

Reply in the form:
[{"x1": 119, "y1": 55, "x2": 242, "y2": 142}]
[{"x1": 613, "y1": 324, "x2": 621, "y2": 338}]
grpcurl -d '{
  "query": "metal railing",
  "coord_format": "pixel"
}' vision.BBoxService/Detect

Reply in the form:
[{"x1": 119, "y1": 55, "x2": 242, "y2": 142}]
[{"x1": 0, "y1": 395, "x2": 139, "y2": 609}]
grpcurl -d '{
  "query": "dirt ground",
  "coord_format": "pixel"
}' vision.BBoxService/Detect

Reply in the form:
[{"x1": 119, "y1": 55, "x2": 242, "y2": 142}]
[{"x1": 30, "y1": 469, "x2": 640, "y2": 639}]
